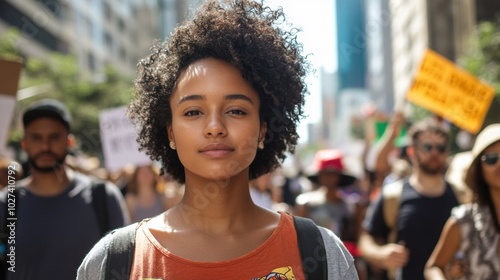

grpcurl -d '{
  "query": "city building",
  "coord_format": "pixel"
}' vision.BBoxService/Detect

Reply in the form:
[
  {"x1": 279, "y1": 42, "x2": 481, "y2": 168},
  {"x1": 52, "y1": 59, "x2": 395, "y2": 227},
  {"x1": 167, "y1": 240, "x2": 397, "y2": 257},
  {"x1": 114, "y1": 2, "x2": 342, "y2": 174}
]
[
  {"x1": 0, "y1": 0, "x2": 200, "y2": 78},
  {"x1": 331, "y1": 0, "x2": 370, "y2": 147},
  {"x1": 365, "y1": 0, "x2": 477, "y2": 115}
]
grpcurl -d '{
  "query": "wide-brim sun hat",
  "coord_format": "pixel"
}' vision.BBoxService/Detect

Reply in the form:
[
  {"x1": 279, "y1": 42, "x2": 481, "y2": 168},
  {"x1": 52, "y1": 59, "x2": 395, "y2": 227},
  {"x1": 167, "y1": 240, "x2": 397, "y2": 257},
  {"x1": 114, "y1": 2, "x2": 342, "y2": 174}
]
[
  {"x1": 306, "y1": 149, "x2": 357, "y2": 188},
  {"x1": 464, "y1": 123, "x2": 500, "y2": 189}
]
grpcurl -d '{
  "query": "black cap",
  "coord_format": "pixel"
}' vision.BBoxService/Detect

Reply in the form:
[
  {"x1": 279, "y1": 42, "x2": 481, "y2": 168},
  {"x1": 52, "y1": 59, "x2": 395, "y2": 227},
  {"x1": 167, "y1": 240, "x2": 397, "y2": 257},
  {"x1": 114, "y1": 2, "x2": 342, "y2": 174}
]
[{"x1": 22, "y1": 99, "x2": 72, "y2": 130}]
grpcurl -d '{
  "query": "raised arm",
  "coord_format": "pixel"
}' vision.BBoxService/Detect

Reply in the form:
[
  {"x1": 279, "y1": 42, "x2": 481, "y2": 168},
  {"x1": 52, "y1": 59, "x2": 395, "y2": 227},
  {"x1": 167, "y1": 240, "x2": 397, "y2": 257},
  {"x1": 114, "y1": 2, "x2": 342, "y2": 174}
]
[{"x1": 373, "y1": 111, "x2": 405, "y2": 176}]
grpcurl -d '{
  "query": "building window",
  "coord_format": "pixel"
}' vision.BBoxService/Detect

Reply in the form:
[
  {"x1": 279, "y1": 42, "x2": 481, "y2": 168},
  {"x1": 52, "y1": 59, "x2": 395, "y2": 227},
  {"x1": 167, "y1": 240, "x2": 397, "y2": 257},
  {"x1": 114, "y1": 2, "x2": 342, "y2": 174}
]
[
  {"x1": 0, "y1": 1, "x2": 68, "y2": 52},
  {"x1": 35, "y1": 0, "x2": 63, "y2": 19}
]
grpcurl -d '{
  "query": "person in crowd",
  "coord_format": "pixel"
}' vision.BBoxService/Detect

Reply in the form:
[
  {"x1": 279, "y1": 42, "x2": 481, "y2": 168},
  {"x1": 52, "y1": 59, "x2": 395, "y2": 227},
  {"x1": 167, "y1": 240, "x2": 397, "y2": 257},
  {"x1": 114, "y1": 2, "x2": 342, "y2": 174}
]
[
  {"x1": 361, "y1": 111, "x2": 412, "y2": 280},
  {"x1": 425, "y1": 123, "x2": 500, "y2": 279},
  {"x1": 358, "y1": 118, "x2": 459, "y2": 280},
  {"x1": 77, "y1": 1, "x2": 358, "y2": 279},
  {"x1": 125, "y1": 163, "x2": 173, "y2": 223},
  {"x1": 0, "y1": 99, "x2": 129, "y2": 280},
  {"x1": 296, "y1": 149, "x2": 360, "y2": 245},
  {"x1": 296, "y1": 149, "x2": 364, "y2": 277}
]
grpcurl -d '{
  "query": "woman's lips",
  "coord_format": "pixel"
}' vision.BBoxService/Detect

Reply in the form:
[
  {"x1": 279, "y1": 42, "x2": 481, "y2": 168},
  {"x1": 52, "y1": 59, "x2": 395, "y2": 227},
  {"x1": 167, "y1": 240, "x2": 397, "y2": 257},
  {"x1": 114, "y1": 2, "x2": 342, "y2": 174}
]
[{"x1": 199, "y1": 143, "x2": 234, "y2": 158}]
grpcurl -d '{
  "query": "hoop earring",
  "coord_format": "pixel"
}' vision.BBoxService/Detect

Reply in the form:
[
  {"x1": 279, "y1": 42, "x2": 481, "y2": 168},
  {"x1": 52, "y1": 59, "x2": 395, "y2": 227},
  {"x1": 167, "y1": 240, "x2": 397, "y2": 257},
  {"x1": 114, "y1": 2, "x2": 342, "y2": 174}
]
[
  {"x1": 169, "y1": 141, "x2": 176, "y2": 150},
  {"x1": 258, "y1": 141, "x2": 264, "y2": 150}
]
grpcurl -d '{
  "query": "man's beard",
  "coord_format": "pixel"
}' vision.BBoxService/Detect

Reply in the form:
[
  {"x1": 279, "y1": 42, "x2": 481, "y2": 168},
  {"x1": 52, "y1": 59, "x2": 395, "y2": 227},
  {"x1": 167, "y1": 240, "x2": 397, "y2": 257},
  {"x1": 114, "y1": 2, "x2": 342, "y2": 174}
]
[
  {"x1": 416, "y1": 155, "x2": 445, "y2": 175},
  {"x1": 28, "y1": 151, "x2": 67, "y2": 173}
]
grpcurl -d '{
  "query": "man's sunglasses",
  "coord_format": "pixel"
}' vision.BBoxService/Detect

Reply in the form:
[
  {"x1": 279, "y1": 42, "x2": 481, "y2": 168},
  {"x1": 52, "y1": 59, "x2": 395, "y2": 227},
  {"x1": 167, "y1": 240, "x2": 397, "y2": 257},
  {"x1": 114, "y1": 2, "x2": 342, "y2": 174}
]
[
  {"x1": 481, "y1": 152, "x2": 500, "y2": 166},
  {"x1": 418, "y1": 143, "x2": 447, "y2": 154}
]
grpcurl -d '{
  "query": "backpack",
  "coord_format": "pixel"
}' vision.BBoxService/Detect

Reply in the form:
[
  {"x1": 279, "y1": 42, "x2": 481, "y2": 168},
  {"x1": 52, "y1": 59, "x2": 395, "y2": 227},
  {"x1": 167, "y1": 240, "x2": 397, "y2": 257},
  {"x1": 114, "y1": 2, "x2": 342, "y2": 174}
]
[
  {"x1": 104, "y1": 216, "x2": 328, "y2": 280},
  {"x1": 0, "y1": 180, "x2": 111, "y2": 278}
]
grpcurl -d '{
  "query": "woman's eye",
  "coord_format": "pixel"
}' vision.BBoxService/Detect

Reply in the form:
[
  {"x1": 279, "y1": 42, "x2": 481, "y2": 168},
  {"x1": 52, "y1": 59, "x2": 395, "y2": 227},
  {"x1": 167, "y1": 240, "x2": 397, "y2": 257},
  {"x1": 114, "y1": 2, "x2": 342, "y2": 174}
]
[
  {"x1": 185, "y1": 110, "x2": 202, "y2": 116},
  {"x1": 228, "y1": 109, "x2": 246, "y2": 115}
]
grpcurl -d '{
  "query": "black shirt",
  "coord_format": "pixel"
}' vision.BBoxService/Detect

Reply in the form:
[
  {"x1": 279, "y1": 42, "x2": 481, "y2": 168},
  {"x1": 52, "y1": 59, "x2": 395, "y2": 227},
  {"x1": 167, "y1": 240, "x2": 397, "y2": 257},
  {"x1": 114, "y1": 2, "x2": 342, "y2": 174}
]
[{"x1": 363, "y1": 178, "x2": 459, "y2": 280}]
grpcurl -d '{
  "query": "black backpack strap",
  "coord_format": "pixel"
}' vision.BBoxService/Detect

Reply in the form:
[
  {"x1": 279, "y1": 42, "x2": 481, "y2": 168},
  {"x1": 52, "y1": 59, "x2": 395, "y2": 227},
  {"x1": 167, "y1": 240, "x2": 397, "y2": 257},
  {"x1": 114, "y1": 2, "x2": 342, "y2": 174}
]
[
  {"x1": 105, "y1": 223, "x2": 138, "y2": 280},
  {"x1": 91, "y1": 181, "x2": 109, "y2": 236},
  {"x1": 293, "y1": 215, "x2": 328, "y2": 280}
]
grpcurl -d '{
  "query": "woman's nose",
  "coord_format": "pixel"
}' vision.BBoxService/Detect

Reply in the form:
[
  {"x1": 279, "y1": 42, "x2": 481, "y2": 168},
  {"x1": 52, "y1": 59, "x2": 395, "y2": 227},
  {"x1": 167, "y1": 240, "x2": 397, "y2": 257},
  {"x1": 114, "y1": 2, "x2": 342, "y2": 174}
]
[{"x1": 204, "y1": 114, "x2": 227, "y2": 137}]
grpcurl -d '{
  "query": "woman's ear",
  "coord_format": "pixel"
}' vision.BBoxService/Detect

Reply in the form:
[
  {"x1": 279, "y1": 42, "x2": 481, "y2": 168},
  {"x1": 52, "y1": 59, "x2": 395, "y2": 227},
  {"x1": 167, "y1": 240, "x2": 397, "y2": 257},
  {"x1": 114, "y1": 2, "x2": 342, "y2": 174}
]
[
  {"x1": 167, "y1": 125, "x2": 174, "y2": 143},
  {"x1": 259, "y1": 122, "x2": 267, "y2": 143}
]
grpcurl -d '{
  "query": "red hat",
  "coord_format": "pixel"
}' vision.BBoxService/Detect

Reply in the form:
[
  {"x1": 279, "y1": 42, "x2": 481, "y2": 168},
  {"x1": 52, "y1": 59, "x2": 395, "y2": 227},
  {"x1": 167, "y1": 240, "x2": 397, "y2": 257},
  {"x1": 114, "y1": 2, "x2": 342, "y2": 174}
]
[{"x1": 307, "y1": 149, "x2": 357, "y2": 187}]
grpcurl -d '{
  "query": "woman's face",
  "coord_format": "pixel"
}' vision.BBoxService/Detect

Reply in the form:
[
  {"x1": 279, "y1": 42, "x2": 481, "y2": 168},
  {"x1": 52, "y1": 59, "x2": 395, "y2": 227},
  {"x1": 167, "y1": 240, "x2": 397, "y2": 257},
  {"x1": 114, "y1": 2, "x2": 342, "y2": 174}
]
[
  {"x1": 168, "y1": 58, "x2": 266, "y2": 183},
  {"x1": 481, "y1": 141, "x2": 500, "y2": 190}
]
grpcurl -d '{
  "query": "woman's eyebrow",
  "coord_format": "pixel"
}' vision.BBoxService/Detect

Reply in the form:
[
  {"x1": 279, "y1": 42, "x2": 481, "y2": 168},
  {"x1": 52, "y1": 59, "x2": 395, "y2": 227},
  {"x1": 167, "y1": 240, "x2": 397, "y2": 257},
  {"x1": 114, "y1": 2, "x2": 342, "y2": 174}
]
[
  {"x1": 225, "y1": 94, "x2": 253, "y2": 104},
  {"x1": 177, "y1": 93, "x2": 253, "y2": 107},
  {"x1": 176, "y1": 94, "x2": 204, "y2": 107}
]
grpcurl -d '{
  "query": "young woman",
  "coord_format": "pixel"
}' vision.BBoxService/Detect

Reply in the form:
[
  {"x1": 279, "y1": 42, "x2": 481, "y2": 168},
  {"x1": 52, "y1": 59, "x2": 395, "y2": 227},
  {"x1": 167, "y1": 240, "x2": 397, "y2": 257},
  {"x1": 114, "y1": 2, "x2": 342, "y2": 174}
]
[
  {"x1": 77, "y1": 0, "x2": 358, "y2": 279},
  {"x1": 425, "y1": 123, "x2": 500, "y2": 279}
]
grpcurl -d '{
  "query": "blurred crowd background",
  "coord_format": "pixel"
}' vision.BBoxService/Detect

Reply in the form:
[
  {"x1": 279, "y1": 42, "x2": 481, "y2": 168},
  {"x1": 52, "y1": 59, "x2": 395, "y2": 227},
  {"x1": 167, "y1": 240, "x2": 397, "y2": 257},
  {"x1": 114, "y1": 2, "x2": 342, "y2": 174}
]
[{"x1": 1, "y1": 1, "x2": 500, "y2": 279}]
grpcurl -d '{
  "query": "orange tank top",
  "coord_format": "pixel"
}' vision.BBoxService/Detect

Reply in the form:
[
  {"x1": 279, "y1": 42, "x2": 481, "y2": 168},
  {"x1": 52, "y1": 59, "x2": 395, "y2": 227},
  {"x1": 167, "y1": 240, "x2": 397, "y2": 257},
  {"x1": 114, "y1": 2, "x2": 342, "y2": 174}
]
[{"x1": 129, "y1": 212, "x2": 305, "y2": 279}]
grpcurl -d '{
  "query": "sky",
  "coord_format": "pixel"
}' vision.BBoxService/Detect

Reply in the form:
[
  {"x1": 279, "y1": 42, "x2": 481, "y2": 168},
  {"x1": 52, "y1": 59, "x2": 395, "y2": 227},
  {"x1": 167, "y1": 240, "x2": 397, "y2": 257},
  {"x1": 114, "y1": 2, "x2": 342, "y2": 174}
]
[{"x1": 266, "y1": 0, "x2": 337, "y2": 143}]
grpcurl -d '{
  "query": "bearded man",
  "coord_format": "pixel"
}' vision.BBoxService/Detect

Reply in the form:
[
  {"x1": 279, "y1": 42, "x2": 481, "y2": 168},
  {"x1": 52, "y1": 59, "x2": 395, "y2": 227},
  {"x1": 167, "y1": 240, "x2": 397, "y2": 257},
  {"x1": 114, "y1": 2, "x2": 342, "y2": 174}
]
[
  {"x1": 358, "y1": 118, "x2": 459, "y2": 280},
  {"x1": 0, "y1": 99, "x2": 129, "y2": 280}
]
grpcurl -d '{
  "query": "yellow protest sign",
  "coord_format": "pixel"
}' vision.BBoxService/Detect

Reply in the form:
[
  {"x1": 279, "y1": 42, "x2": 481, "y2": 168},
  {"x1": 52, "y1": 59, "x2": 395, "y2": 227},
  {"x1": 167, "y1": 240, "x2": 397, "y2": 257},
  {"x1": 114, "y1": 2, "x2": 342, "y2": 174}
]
[{"x1": 407, "y1": 49, "x2": 495, "y2": 133}]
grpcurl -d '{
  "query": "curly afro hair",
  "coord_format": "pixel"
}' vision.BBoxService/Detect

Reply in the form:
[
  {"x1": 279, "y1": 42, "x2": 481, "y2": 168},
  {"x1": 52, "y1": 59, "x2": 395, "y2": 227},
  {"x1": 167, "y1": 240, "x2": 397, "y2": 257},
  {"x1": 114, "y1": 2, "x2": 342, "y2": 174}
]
[{"x1": 128, "y1": 0, "x2": 310, "y2": 184}]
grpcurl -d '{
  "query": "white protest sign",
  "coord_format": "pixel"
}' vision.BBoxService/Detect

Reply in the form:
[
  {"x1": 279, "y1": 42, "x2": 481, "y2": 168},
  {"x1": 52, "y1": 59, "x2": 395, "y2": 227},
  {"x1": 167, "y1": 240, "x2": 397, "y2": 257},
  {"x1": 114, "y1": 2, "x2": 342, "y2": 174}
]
[
  {"x1": 99, "y1": 106, "x2": 151, "y2": 171},
  {"x1": 0, "y1": 95, "x2": 16, "y2": 154}
]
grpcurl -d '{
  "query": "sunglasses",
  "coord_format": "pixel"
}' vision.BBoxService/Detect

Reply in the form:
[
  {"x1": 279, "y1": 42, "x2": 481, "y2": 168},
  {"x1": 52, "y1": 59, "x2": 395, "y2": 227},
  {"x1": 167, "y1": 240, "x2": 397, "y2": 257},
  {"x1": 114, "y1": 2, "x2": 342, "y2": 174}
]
[
  {"x1": 418, "y1": 143, "x2": 447, "y2": 154},
  {"x1": 481, "y1": 152, "x2": 500, "y2": 166}
]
